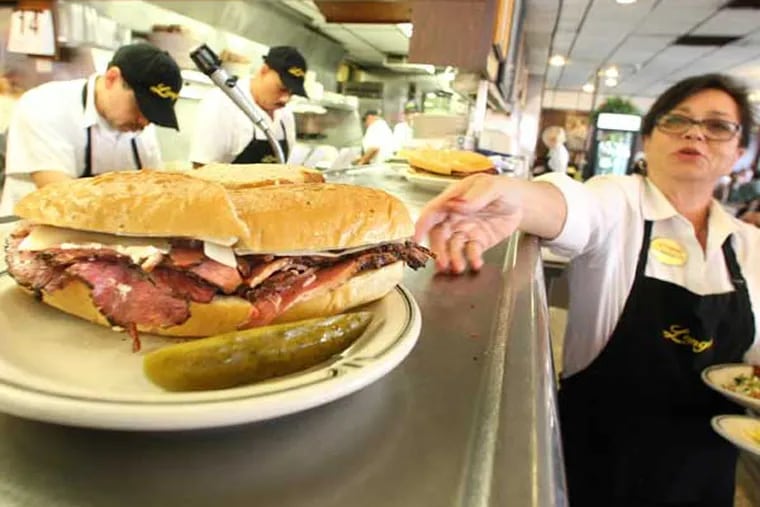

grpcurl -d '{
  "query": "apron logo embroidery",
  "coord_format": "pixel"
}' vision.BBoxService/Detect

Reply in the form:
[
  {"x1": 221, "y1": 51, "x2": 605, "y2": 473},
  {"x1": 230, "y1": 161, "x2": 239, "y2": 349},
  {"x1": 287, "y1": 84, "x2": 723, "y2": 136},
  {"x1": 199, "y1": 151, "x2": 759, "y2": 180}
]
[
  {"x1": 662, "y1": 324, "x2": 713, "y2": 353},
  {"x1": 149, "y1": 83, "x2": 179, "y2": 100},
  {"x1": 261, "y1": 155, "x2": 278, "y2": 163}
]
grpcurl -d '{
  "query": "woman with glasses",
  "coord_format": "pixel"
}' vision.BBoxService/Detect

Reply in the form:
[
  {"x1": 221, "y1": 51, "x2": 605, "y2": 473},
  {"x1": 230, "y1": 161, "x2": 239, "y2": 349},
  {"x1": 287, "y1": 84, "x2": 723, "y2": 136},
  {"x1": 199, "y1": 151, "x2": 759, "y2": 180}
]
[{"x1": 414, "y1": 73, "x2": 759, "y2": 507}]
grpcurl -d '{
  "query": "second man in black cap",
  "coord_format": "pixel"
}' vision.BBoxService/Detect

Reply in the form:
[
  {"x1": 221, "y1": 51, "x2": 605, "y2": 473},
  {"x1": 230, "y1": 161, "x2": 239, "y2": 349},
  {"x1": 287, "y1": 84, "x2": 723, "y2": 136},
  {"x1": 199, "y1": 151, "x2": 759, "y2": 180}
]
[{"x1": 190, "y1": 46, "x2": 308, "y2": 167}]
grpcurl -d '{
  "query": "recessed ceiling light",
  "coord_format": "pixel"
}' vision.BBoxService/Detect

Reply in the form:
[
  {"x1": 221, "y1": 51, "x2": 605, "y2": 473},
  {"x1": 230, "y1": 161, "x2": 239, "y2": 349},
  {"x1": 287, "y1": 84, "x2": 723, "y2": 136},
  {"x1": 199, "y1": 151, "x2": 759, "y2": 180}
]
[
  {"x1": 616, "y1": 0, "x2": 637, "y2": 4},
  {"x1": 605, "y1": 77, "x2": 619, "y2": 87},
  {"x1": 582, "y1": 83, "x2": 595, "y2": 93},
  {"x1": 549, "y1": 55, "x2": 566, "y2": 66},
  {"x1": 604, "y1": 66, "x2": 619, "y2": 78}
]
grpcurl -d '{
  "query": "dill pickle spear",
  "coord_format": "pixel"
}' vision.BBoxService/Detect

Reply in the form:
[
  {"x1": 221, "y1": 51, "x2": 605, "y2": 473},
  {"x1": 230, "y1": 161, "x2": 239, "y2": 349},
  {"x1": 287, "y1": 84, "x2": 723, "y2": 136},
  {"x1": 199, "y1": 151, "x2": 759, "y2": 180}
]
[{"x1": 144, "y1": 312, "x2": 373, "y2": 392}]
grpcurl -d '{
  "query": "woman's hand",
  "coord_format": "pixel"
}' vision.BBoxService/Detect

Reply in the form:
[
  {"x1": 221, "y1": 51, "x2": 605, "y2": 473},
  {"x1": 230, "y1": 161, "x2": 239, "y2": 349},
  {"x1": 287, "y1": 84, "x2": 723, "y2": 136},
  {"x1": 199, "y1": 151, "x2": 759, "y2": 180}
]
[{"x1": 414, "y1": 174, "x2": 523, "y2": 274}]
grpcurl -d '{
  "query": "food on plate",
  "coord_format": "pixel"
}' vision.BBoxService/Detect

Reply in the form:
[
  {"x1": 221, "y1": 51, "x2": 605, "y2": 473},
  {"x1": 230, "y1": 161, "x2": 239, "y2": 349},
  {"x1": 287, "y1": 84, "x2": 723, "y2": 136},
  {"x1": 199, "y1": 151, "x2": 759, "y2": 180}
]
[
  {"x1": 405, "y1": 149, "x2": 497, "y2": 178},
  {"x1": 6, "y1": 171, "x2": 432, "y2": 351},
  {"x1": 748, "y1": 427, "x2": 760, "y2": 446},
  {"x1": 723, "y1": 365, "x2": 760, "y2": 399},
  {"x1": 144, "y1": 312, "x2": 372, "y2": 391},
  {"x1": 190, "y1": 163, "x2": 324, "y2": 188}
]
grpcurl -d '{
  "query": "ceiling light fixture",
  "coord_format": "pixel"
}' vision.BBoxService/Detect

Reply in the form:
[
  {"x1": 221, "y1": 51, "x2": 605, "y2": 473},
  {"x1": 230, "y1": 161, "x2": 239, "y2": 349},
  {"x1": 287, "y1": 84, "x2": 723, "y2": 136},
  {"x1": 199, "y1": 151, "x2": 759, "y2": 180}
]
[
  {"x1": 397, "y1": 23, "x2": 413, "y2": 38},
  {"x1": 549, "y1": 55, "x2": 566, "y2": 67},
  {"x1": 605, "y1": 77, "x2": 619, "y2": 87},
  {"x1": 604, "y1": 66, "x2": 619, "y2": 78},
  {"x1": 616, "y1": 0, "x2": 637, "y2": 4},
  {"x1": 582, "y1": 83, "x2": 595, "y2": 93}
]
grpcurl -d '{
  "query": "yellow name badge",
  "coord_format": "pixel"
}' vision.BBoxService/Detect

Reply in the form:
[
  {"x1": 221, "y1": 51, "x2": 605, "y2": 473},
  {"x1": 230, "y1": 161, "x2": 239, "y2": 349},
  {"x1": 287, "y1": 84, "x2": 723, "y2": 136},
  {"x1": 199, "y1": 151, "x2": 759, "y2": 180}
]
[{"x1": 650, "y1": 237, "x2": 687, "y2": 266}]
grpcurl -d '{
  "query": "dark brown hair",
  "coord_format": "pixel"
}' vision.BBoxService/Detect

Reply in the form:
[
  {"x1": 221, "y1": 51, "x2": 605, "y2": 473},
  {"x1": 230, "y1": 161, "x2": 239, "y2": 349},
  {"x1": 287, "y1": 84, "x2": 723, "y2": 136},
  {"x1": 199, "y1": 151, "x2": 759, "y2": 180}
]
[{"x1": 640, "y1": 73, "x2": 754, "y2": 148}]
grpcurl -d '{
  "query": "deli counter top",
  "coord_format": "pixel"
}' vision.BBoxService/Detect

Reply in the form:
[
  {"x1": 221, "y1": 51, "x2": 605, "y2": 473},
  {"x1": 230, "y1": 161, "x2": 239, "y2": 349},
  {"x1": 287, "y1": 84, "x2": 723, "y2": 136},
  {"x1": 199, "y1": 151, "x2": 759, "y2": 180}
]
[{"x1": 0, "y1": 165, "x2": 567, "y2": 507}]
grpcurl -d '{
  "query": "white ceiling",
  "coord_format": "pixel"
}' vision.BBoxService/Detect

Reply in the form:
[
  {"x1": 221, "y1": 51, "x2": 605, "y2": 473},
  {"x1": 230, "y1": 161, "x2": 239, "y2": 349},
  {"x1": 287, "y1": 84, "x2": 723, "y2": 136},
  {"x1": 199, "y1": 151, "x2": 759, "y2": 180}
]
[
  {"x1": 525, "y1": 0, "x2": 760, "y2": 97},
  {"x1": 279, "y1": 0, "x2": 760, "y2": 96}
]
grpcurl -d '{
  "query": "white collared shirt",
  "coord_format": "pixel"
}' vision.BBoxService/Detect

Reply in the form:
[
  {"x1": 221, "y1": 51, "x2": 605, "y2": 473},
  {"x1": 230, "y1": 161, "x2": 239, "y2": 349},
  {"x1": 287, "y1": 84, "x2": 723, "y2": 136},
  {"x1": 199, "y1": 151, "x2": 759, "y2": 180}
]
[
  {"x1": 547, "y1": 144, "x2": 569, "y2": 173},
  {"x1": 0, "y1": 75, "x2": 162, "y2": 216},
  {"x1": 362, "y1": 118, "x2": 395, "y2": 163},
  {"x1": 539, "y1": 173, "x2": 760, "y2": 376},
  {"x1": 188, "y1": 77, "x2": 296, "y2": 165}
]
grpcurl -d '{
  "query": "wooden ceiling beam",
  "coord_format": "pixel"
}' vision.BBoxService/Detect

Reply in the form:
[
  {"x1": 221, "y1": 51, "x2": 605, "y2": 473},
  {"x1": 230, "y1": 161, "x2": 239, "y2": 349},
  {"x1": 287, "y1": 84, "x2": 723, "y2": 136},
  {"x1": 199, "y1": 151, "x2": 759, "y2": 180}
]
[{"x1": 314, "y1": 1, "x2": 412, "y2": 23}]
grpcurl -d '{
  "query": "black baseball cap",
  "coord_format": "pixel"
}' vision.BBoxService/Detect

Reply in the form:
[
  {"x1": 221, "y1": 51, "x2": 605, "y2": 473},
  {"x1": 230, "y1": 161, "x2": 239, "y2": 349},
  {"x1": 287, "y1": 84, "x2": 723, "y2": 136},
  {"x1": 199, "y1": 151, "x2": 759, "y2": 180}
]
[
  {"x1": 109, "y1": 43, "x2": 182, "y2": 130},
  {"x1": 263, "y1": 46, "x2": 308, "y2": 97}
]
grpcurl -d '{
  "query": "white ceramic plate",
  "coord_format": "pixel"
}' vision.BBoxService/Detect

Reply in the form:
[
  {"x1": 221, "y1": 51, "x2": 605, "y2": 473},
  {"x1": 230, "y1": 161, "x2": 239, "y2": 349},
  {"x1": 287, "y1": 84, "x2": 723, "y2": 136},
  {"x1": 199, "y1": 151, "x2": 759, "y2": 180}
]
[
  {"x1": 402, "y1": 167, "x2": 459, "y2": 192},
  {"x1": 701, "y1": 363, "x2": 760, "y2": 413},
  {"x1": 711, "y1": 415, "x2": 760, "y2": 458},
  {"x1": 0, "y1": 275, "x2": 421, "y2": 431}
]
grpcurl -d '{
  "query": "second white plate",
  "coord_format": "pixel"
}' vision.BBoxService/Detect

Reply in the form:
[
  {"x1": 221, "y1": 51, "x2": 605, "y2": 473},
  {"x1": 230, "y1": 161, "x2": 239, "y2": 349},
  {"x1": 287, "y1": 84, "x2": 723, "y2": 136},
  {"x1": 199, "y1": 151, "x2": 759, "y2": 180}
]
[
  {"x1": 701, "y1": 363, "x2": 760, "y2": 413},
  {"x1": 711, "y1": 415, "x2": 760, "y2": 458},
  {"x1": 402, "y1": 167, "x2": 458, "y2": 192}
]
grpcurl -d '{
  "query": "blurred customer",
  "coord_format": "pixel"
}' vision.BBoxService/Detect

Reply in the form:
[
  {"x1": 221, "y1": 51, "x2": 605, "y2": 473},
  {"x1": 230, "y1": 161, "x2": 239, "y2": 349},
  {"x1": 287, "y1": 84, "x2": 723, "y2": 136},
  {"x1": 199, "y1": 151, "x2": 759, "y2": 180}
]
[
  {"x1": 190, "y1": 46, "x2": 307, "y2": 166},
  {"x1": 355, "y1": 110, "x2": 394, "y2": 165},
  {"x1": 0, "y1": 43, "x2": 180, "y2": 216},
  {"x1": 415, "y1": 73, "x2": 759, "y2": 506},
  {"x1": 393, "y1": 104, "x2": 416, "y2": 152},
  {"x1": 542, "y1": 125, "x2": 569, "y2": 173}
]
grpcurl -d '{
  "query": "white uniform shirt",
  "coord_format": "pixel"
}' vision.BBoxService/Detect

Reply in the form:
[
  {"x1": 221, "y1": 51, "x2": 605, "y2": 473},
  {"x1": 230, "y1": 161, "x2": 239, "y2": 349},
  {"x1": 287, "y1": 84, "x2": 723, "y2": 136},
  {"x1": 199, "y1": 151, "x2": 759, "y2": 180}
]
[
  {"x1": 393, "y1": 121, "x2": 413, "y2": 151},
  {"x1": 539, "y1": 173, "x2": 760, "y2": 376},
  {"x1": 0, "y1": 75, "x2": 162, "y2": 216},
  {"x1": 547, "y1": 144, "x2": 569, "y2": 173},
  {"x1": 189, "y1": 77, "x2": 296, "y2": 165},
  {"x1": 362, "y1": 118, "x2": 395, "y2": 163}
]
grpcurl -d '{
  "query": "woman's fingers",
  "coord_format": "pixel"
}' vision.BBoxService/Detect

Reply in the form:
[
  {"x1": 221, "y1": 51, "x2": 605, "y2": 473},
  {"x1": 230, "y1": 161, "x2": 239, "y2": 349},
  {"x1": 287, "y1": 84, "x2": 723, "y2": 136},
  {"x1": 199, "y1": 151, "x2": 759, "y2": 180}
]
[
  {"x1": 447, "y1": 232, "x2": 469, "y2": 274},
  {"x1": 464, "y1": 239, "x2": 485, "y2": 271},
  {"x1": 429, "y1": 222, "x2": 451, "y2": 271}
]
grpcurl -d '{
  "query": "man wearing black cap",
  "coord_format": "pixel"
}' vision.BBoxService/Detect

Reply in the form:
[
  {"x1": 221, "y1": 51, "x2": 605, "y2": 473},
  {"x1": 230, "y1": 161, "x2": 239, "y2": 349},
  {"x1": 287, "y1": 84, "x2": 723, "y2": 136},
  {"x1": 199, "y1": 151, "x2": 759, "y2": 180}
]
[
  {"x1": 0, "y1": 42, "x2": 182, "y2": 215},
  {"x1": 190, "y1": 46, "x2": 307, "y2": 167}
]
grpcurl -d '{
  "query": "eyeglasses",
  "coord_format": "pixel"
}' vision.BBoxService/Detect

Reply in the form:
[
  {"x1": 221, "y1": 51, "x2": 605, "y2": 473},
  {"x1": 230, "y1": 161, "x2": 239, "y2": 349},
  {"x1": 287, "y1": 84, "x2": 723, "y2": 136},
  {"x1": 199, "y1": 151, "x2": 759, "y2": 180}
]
[{"x1": 656, "y1": 113, "x2": 741, "y2": 141}]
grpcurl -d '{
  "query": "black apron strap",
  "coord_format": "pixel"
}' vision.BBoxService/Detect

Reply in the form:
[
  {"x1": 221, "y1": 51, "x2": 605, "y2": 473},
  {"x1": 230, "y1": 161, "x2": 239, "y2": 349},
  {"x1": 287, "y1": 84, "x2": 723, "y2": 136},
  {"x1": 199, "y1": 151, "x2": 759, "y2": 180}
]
[
  {"x1": 130, "y1": 138, "x2": 143, "y2": 170},
  {"x1": 635, "y1": 220, "x2": 654, "y2": 276},
  {"x1": 722, "y1": 235, "x2": 746, "y2": 288},
  {"x1": 81, "y1": 80, "x2": 142, "y2": 177},
  {"x1": 81, "y1": 83, "x2": 92, "y2": 178}
]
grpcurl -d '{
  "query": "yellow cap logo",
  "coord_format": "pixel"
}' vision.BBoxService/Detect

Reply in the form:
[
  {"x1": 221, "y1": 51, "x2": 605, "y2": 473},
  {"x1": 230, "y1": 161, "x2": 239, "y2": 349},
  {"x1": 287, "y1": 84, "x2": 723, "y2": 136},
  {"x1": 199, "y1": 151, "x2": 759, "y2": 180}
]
[
  {"x1": 149, "y1": 83, "x2": 179, "y2": 100},
  {"x1": 288, "y1": 66, "x2": 305, "y2": 78}
]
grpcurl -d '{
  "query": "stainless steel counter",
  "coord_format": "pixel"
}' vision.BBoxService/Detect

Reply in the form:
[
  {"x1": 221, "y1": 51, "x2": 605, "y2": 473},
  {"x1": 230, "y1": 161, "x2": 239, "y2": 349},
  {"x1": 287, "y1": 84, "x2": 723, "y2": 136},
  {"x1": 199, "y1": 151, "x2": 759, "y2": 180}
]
[{"x1": 0, "y1": 166, "x2": 567, "y2": 507}]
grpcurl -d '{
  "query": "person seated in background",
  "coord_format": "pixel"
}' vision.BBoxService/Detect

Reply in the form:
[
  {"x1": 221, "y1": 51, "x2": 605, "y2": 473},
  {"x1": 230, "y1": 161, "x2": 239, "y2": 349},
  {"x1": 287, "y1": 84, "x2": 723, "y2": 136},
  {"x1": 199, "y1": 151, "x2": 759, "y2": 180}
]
[
  {"x1": 0, "y1": 43, "x2": 181, "y2": 216},
  {"x1": 189, "y1": 46, "x2": 307, "y2": 167},
  {"x1": 415, "y1": 73, "x2": 759, "y2": 507},
  {"x1": 355, "y1": 110, "x2": 394, "y2": 166},
  {"x1": 542, "y1": 125, "x2": 569, "y2": 173},
  {"x1": 392, "y1": 104, "x2": 416, "y2": 152},
  {"x1": 729, "y1": 169, "x2": 760, "y2": 203}
]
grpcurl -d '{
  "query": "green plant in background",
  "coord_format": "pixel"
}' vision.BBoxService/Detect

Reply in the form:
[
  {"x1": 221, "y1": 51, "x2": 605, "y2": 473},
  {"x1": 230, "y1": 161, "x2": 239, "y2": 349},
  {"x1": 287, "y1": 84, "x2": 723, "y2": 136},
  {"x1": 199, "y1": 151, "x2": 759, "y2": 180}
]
[{"x1": 591, "y1": 96, "x2": 641, "y2": 122}]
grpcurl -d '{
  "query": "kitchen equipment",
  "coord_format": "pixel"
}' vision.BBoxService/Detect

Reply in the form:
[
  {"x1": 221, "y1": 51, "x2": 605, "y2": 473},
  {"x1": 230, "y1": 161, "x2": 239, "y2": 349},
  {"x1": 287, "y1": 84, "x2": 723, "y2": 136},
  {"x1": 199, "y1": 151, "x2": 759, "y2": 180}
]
[{"x1": 189, "y1": 44, "x2": 285, "y2": 164}]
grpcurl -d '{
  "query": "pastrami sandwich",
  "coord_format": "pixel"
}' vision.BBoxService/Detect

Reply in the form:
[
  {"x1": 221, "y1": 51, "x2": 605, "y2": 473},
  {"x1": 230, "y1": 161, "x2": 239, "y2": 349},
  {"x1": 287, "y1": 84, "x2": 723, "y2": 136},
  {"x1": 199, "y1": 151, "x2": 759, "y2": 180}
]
[
  {"x1": 405, "y1": 149, "x2": 497, "y2": 178},
  {"x1": 190, "y1": 163, "x2": 325, "y2": 188},
  {"x1": 5, "y1": 171, "x2": 431, "y2": 351}
]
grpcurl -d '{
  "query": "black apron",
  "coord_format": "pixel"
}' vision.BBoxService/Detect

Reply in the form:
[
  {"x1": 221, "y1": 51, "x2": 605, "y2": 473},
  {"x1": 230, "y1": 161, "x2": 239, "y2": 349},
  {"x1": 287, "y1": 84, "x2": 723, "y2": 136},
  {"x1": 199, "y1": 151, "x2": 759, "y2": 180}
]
[
  {"x1": 231, "y1": 120, "x2": 289, "y2": 164},
  {"x1": 559, "y1": 220, "x2": 754, "y2": 507},
  {"x1": 80, "y1": 82, "x2": 141, "y2": 178}
]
